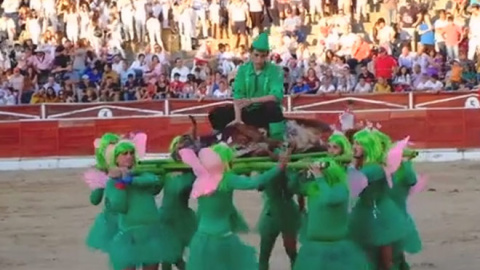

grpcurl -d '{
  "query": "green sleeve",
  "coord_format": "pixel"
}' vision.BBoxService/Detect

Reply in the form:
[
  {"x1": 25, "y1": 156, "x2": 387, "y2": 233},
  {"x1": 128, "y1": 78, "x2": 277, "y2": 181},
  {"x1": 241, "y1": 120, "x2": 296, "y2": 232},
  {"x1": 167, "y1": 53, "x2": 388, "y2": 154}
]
[
  {"x1": 225, "y1": 166, "x2": 281, "y2": 190},
  {"x1": 268, "y1": 65, "x2": 284, "y2": 102},
  {"x1": 316, "y1": 177, "x2": 349, "y2": 205},
  {"x1": 89, "y1": 188, "x2": 104, "y2": 206},
  {"x1": 233, "y1": 65, "x2": 247, "y2": 99},
  {"x1": 132, "y1": 173, "x2": 161, "y2": 187},
  {"x1": 401, "y1": 161, "x2": 417, "y2": 186},
  {"x1": 360, "y1": 164, "x2": 386, "y2": 183},
  {"x1": 105, "y1": 179, "x2": 128, "y2": 214}
]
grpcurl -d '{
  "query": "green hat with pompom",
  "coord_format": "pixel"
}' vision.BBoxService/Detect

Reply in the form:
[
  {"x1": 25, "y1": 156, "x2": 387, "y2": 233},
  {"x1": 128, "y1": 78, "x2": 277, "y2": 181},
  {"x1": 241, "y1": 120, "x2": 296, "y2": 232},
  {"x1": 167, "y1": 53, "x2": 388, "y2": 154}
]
[{"x1": 252, "y1": 31, "x2": 270, "y2": 52}]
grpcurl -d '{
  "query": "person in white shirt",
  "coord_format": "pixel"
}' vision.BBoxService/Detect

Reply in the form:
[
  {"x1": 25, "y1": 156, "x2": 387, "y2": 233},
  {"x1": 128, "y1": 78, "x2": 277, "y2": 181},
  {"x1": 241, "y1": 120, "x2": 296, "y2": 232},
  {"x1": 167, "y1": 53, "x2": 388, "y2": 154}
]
[
  {"x1": 317, "y1": 78, "x2": 336, "y2": 93},
  {"x1": 160, "y1": 0, "x2": 171, "y2": 28},
  {"x1": 209, "y1": 0, "x2": 221, "y2": 38},
  {"x1": 213, "y1": 80, "x2": 231, "y2": 98},
  {"x1": 468, "y1": 6, "x2": 480, "y2": 61},
  {"x1": 228, "y1": 0, "x2": 249, "y2": 48},
  {"x1": 119, "y1": 0, "x2": 135, "y2": 41},
  {"x1": 42, "y1": 0, "x2": 58, "y2": 31},
  {"x1": 354, "y1": 78, "x2": 372, "y2": 93},
  {"x1": 134, "y1": 0, "x2": 148, "y2": 42},
  {"x1": 170, "y1": 58, "x2": 191, "y2": 82},
  {"x1": 1, "y1": 0, "x2": 20, "y2": 31},
  {"x1": 247, "y1": 0, "x2": 264, "y2": 31},
  {"x1": 337, "y1": 25, "x2": 357, "y2": 57},
  {"x1": 192, "y1": 0, "x2": 208, "y2": 38},
  {"x1": 26, "y1": 10, "x2": 42, "y2": 45},
  {"x1": 0, "y1": 15, "x2": 16, "y2": 42},
  {"x1": 146, "y1": 13, "x2": 164, "y2": 50},
  {"x1": 179, "y1": 1, "x2": 194, "y2": 51},
  {"x1": 108, "y1": 16, "x2": 126, "y2": 58},
  {"x1": 434, "y1": 9, "x2": 448, "y2": 56},
  {"x1": 418, "y1": 75, "x2": 443, "y2": 91},
  {"x1": 79, "y1": 3, "x2": 91, "y2": 39},
  {"x1": 65, "y1": 7, "x2": 80, "y2": 44}
]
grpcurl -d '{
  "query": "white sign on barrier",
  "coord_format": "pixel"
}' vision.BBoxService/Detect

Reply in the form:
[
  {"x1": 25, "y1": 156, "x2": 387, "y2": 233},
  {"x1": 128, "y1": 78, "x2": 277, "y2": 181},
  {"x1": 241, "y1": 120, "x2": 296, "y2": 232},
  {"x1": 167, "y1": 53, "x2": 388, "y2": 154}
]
[
  {"x1": 98, "y1": 108, "x2": 113, "y2": 118},
  {"x1": 465, "y1": 97, "x2": 480, "y2": 109}
]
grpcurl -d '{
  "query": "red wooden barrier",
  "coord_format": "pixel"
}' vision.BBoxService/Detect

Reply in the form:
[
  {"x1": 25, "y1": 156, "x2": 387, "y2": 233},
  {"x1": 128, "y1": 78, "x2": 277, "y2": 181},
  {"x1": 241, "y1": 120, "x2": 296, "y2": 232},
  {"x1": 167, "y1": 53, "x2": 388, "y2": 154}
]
[
  {"x1": 1, "y1": 92, "x2": 479, "y2": 121},
  {"x1": 0, "y1": 109, "x2": 479, "y2": 158}
]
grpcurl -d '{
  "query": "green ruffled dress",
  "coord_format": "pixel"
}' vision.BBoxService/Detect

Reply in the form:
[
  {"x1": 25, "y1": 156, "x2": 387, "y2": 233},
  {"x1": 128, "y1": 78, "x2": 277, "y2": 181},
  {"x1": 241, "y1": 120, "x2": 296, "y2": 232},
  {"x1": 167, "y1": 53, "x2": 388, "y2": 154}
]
[
  {"x1": 391, "y1": 161, "x2": 422, "y2": 255},
  {"x1": 86, "y1": 188, "x2": 118, "y2": 252},
  {"x1": 105, "y1": 173, "x2": 183, "y2": 270},
  {"x1": 158, "y1": 172, "x2": 197, "y2": 253},
  {"x1": 186, "y1": 167, "x2": 282, "y2": 270},
  {"x1": 349, "y1": 164, "x2": 409, "y2": 249},
  {"x1": 293, "y1": 177, "x2": 371, "y2": 270}
]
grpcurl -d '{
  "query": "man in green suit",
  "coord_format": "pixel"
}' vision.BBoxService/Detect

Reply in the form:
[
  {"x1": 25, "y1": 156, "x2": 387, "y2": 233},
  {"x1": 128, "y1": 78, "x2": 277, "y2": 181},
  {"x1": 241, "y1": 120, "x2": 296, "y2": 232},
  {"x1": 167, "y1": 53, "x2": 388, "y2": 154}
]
[{"x1": 208, "y1": 32, "x2": 286, "y2": 141}]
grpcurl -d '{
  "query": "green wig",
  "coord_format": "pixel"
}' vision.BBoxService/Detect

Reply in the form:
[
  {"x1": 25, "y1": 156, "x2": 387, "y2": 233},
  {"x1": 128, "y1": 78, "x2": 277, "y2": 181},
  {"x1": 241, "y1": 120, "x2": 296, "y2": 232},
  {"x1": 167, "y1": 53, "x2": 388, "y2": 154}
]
[
  {"x1": 371, "y1": 130, "x2": 392, "y2": 161},
  {"x1": 352, "y1": 129, "x2": 384, "y2": 164},
  {"x1": 95, "y1": 133, "x2": 120, "y2": 171},
  {"x1": 110, "y1": 140, "x2": 137, "y2": 168},
  {"x1": 328, "y1": 133, "x2": 353, "y2": 164},
  {"x1": 211, "y1": 143, "x2": 236, "y2": 171}
]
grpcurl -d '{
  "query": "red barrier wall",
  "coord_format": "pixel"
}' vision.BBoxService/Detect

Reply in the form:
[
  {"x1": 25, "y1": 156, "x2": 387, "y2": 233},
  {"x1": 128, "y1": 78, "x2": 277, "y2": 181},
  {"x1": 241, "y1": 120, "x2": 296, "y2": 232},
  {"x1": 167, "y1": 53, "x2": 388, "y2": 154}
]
[{"x1": 0, "y1": 109, "x2": 479, "y2": 158}]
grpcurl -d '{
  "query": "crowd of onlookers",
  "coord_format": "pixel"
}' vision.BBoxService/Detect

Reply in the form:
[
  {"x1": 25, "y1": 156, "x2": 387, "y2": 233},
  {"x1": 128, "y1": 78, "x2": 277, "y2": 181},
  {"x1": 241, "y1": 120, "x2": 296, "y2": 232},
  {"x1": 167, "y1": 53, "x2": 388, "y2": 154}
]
[{"x1": 0, "y1": 0, "x2": 480, "y2": 106}]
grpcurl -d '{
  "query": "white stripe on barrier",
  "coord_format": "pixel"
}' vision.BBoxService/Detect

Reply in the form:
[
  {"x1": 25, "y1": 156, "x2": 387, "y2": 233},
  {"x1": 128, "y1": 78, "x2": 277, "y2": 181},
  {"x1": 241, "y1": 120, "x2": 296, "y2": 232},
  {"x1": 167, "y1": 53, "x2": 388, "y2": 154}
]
[{"x1": 1, "y1": 149, "x2": 480, "y2": 171}]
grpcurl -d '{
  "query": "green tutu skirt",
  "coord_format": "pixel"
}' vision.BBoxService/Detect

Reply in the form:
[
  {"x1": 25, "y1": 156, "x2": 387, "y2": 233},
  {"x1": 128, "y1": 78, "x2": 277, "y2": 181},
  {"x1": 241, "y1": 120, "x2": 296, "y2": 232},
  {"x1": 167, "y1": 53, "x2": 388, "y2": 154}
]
[
  {"x1": 158, "y1": 206, "x2": 197, "y2": 251},
  {"x1": 399, "y1": 214, "x2": 422, "y2": 254},
  {"x1": 256, "y1": 201, "x2": 301, "y2": 236},
  {"x1": 109, "y1": 222, "x2": 183, "y2": 270},
  {"x1": 186, "y1": 232, "x2": 258, "y2": 270},
  {"x1": 86, "y1": 211, "x2": 118, "y2": 252},
  {"x1": 349, "y1": 198, "x2": 409, "y2": 247},
  {"x1": 293, "y1": 239, "x2": 371, "y2": 270}
]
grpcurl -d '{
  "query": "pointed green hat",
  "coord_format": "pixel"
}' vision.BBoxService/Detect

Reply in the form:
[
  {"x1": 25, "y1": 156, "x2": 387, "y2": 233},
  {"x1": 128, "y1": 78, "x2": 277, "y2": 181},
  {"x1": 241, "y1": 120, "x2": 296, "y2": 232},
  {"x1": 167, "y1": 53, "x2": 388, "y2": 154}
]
[{"x1": 252, "y1": 32, "x2": 270, "y2": 52}]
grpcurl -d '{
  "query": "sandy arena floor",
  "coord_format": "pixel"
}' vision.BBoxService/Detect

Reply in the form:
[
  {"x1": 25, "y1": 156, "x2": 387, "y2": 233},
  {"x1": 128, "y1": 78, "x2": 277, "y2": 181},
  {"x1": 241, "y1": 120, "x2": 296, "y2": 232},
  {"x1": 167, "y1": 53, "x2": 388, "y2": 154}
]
[{"x1": 0, "y1": 162, "x2": 478, "y2": 270}]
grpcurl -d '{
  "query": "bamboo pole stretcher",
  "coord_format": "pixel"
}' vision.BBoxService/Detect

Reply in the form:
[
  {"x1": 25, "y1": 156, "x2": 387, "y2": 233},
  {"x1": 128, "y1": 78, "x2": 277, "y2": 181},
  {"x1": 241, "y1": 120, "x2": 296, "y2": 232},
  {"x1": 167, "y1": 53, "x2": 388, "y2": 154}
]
[
  {"x1": 138, "y1": 151, "x2": 329, "y2": 166},
  {"x1": 132, "y1": 160, "x2": 320, "y2": 175}
]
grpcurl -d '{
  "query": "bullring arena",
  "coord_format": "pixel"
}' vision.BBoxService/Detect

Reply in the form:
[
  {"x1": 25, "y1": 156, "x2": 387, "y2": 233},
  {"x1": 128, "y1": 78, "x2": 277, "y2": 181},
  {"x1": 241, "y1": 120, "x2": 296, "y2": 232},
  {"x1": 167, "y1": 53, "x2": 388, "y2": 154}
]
[{"x1": 1, "y1": 93, "x2": 480, "y2": 270}]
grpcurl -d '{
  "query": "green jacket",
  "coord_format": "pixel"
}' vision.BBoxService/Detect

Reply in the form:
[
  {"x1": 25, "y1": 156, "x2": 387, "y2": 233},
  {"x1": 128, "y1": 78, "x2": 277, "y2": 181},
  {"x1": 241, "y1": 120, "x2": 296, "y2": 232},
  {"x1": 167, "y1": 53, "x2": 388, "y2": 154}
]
[{"x1": 233, "y1": 61, "x2": 284, "y2": 105}]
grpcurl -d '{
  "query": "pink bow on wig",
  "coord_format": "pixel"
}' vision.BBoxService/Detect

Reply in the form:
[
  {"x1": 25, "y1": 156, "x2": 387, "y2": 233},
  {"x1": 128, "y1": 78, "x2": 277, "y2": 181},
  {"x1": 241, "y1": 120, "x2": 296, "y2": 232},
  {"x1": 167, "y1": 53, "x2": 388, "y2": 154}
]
[{"x1": 179, "y1": 148, "x2": 225, "y2": 199}]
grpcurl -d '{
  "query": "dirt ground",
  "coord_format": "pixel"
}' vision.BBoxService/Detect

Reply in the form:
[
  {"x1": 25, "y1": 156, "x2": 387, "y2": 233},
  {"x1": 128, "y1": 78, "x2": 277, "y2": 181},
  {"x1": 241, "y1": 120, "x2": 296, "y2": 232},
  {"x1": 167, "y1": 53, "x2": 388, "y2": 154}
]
[{"x1": 0, "y1": 162, "x2": 478, "y2": 270}]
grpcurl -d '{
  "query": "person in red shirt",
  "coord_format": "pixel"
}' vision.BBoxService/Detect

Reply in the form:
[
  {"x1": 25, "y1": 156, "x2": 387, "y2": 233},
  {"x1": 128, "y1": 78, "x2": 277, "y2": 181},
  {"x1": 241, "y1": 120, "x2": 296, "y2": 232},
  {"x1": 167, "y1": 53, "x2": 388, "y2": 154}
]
[
  {"x1": 442, "y1": 16, "x2": 463, "y2": 60},
  {"x1": 169, "y1": 73, "x2": 185, "y2": 97},
  {"x1": 374, "y1": 47, "x2": 397, "y2": 81}
]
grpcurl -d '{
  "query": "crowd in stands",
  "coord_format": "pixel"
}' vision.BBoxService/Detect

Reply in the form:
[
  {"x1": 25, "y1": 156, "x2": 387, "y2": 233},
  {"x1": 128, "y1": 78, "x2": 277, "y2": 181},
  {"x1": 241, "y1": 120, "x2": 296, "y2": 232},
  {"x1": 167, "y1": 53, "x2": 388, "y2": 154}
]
[{"x1": 0, "y1": 0, "x2": 480, "y2": 106}]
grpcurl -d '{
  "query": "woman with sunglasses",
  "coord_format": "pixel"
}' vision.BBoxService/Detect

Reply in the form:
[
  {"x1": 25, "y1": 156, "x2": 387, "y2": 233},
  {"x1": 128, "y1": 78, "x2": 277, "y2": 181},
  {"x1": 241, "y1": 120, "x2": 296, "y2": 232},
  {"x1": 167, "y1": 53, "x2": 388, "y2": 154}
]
[{"x1": 105, "y1": 139, "x2": 182, "y2": 270}]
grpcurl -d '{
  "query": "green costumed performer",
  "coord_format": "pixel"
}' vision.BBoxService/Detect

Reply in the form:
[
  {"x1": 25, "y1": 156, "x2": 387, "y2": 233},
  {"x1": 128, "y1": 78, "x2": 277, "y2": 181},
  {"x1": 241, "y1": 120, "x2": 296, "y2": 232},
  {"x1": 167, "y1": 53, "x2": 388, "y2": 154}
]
[
  {"x1": 327, "y1": 132, "x2": 354, "y2": 167},
  {"x1": 256, "y1": 168, "x2": 301, "y2": 270},
  {"x1": 158, "y1": 140, "x2": 198, "y2": 270},
  {"x1": 349, "y1": 129, "x2": 410, "y2": 270},
  {"x1": 372, "y1": 130, "x2": 423, "y2": 270},
  {"x1": 179, "y1": 143, "x2": 290, "y2": 270},
  {"x1": 293, "y1": 158, "x2": 371, "y2": 270},
  {"x1": 208, "y1": 31, "x2": 287, "y2": 141},
  {"x1": 104, "y1": 138, "x2": 183, "y2": 270},
  {"x1": 84, "y1": 132, "x2": 121, "y2": 252}
]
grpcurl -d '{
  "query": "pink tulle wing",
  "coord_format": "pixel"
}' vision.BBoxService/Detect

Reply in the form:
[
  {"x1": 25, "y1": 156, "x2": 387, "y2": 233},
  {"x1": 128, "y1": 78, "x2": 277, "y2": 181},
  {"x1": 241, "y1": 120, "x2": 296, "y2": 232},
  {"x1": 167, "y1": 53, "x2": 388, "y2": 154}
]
[
  {"x1": 93, "y1": 138, "x2": 101, "y2": 149},
  {"x1": 131, "y1": 133, "x2": 148, "y2": 159},
  {"x1": 410, "y1": 174, "x2": 428, "y2": 196},
  {"x1": 385, "y1": 136, "x2": 410, "y2": 175},
  {"x1": 192, "y1": 148, "x2": 224, "y2": 198},
  {"x1": 83, "y1": 169, "x2": 108, "y2": 190},
  {"x1": 347, "y1": 168, "x2": 368, "y2": 198},
  {"x1": 178, "y1": 148, "x2": 208, "y2": 178}
]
